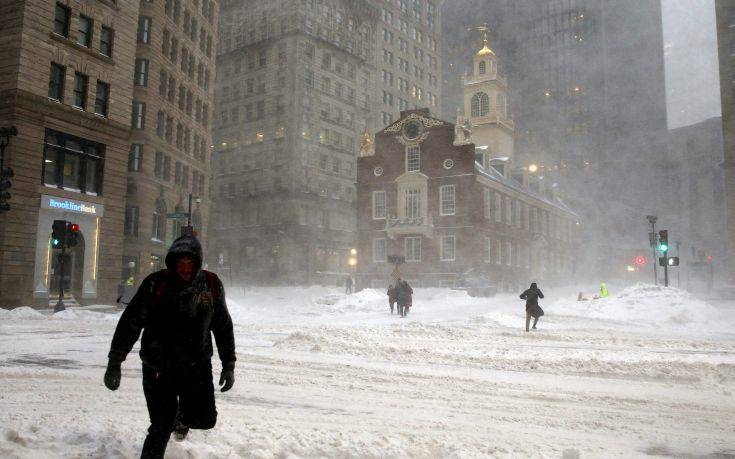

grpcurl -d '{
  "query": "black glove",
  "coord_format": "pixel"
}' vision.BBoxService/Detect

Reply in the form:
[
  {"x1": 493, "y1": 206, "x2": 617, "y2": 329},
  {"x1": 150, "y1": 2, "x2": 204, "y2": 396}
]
[
  {"x1": 104, "y1": 361, "x2": 121, "y2": 391},
  {"x1": 219, "y1": 367, "x2": 234, "y2": 392}
]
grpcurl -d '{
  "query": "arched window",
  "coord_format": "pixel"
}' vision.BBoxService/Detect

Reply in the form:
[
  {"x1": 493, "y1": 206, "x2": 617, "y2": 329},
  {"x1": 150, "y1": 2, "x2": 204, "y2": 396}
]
[
  {"x1": 478, "y1": 61, "x2": 486, "y2": 75},
  {"x1": 152, "y1": 198, "x2": 167, "y2": 242},
  {"x1": 496, "y1": 93, "x2": 507, "y2": 118},
  {"x1": 471, "y1": 92, "x2": 490, "y2": 117}
]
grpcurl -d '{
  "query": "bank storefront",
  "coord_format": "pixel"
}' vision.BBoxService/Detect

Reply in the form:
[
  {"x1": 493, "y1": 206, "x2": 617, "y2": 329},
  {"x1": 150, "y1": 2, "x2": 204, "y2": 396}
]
[{"x1": 33, "y1": 195, "x2": 104, "y2": 301}]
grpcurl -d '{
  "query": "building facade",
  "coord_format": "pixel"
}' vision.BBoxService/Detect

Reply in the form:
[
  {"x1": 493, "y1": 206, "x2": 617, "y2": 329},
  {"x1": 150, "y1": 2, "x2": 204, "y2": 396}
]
[
  {"x1": 210, "y1": 0, "x2": 443, "y2": 285},
  {"x1": 355, "y1": 109, "x2": 577, "y2": 291},
  {"x1": 122, "y1": 0, "x2": 218, "y2": 281},
  {"x1": 443, "y1": 0, "x2": 671, "y2": 278},
  {"x1": 0, "y1": 0, "x2": 139, "y2": 307},
  {"x1": 715, "y1": 0, "x2": 735, "y2": 281}
]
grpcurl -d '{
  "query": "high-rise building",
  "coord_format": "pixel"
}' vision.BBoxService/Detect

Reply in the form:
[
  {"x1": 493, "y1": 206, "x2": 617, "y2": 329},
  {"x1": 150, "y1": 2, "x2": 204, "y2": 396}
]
[
  {"x1": 122, "y1": 0, "x2": 219, "y2": 281},
  {"x1": 211, "y1": 0, "x2": 443, "y2": 284},
  {"x1": 715, "y1": 0, "x2": 735, "y2": 281},
  {"x1": 444, "y1": 0, "x2": 670, "y2": 276},
  {"x1": 0, "y1": 1, "x2": 139, "y2": 307}
]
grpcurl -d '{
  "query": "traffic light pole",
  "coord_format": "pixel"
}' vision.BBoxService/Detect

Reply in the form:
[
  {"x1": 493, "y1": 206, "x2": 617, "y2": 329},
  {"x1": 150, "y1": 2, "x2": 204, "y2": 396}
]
[
  {"x1": 647, "y1": 216, "x2": 658, "y2": 285},
  {"x1": 663, "y1": 248, "x2": 669, "y2": 287},
  {"x1": 675, "y1": 241, "x2": 681, "y2": 288},
  {"x1": 54, "y1": 242, "x2": 66, "y2": 312}
]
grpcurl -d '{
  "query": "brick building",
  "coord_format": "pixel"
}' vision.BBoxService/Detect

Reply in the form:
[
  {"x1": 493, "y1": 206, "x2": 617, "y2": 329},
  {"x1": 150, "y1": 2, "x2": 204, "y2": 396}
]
[
  {"x1": 122, "y1": 0, "x2": 218, "y2": 281},
  {"x1": 355, "y1": 108, "x2": 577, "y2": 291},
  {"x1": 0, "y1": 0, "x2": 139, "y2": 307},
  {"x1": 211, "y1": 0, "x2": 443, "y2": 285}
]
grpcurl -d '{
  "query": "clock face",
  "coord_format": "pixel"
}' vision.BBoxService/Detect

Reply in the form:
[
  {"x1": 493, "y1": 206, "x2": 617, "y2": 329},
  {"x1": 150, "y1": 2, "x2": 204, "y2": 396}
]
[
  {"x1": 374, "y1": 166, "x2": 384, "y2": 177},
  {"x1": 443, "y1": 159, "x2": 454, "y2": 170},
  {"x1": 403, "y1": 120, "x2": 423, "y2": 140}
]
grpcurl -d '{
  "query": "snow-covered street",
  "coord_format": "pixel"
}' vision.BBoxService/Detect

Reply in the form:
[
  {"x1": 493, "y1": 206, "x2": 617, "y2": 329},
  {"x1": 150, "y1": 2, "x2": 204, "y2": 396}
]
[{"x1": 1, "y1": 285, "x2": 734, "y2": 458}]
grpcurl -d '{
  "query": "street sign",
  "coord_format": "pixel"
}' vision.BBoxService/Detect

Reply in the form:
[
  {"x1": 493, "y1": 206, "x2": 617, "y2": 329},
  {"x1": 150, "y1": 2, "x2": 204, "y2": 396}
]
[{"x1": 166, "y1": 212, "x2": 190, "y2": 219}]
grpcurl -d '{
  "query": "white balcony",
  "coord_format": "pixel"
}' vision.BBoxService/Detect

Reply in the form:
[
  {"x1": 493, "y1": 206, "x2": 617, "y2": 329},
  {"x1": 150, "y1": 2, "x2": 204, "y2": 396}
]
[{"x1": 385, "y1": 214, "x2": 434, "y2": 240}]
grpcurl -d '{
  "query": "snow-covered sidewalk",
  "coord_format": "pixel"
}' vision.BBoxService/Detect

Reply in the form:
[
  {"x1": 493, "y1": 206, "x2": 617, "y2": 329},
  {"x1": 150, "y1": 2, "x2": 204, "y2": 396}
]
[{"x1": 1, "y1": 285, "x2": 734, "y2": 458}]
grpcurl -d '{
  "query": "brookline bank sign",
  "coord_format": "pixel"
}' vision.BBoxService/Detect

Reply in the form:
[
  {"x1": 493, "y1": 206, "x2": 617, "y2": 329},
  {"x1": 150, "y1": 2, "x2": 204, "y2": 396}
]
[{"x1": 41, "y1": 195, "x2": 104, "y2": 217}]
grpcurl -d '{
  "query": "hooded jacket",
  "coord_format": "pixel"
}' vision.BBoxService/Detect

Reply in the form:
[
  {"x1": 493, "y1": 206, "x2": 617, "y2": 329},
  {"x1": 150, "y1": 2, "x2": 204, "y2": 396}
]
[
  {"x1": 520, "y1": 283, "x2": 545, "y2": 318},
  {"x1": 108, "y1": 236, "x2": 236, "y2": 371}
]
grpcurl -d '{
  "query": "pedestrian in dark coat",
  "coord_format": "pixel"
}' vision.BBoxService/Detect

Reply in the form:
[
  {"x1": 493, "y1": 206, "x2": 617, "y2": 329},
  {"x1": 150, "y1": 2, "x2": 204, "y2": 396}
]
[
  {"x1": 395, "y1": 279, "x2": 413, "y2": 317},
  {"x1": 104, "y1": 235, "x2": 236, "y2": 459},
  {"x1": 345, "y1": 275, "x2": 353, "y2": 294},
  {"x1": 387, "y1": 284, "x2": 397, "y2": 314},
  {"x1": 520, "y1": 282, "x2": 545, "y2": 332}
]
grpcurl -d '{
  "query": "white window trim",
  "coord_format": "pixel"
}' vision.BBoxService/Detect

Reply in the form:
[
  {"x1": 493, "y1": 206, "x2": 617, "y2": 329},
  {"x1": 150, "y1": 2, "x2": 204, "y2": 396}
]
[
  {"x1": 406, "y1": 145, "x2": 420, "y2": 172},
  {"x1": 373, "y1": 238, "x2": 387, "y2": 263},
  {"x1": 439, "y1": 184, "x2": 455, "y2": 216},
  {"x1": 405, "y1": 236, "x2": 421, "y2": 262},
  {"x1": 440, "y1": 235, "x2": 455, "y2": 261},
  {"x1": 372, "y1": 190, "x2": 387, "y2": 220}
]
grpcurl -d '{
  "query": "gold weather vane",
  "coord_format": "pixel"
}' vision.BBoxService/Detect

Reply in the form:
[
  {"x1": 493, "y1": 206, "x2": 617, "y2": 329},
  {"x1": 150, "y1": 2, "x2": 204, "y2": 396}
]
[{"x1": 469, "y1": 23, "x2": 495, "y2": 56}]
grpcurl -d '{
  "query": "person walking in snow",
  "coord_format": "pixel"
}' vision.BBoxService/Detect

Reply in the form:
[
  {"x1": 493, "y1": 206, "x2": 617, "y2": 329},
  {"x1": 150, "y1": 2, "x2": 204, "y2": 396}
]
[
  {"x1": 104, "y1": 235, "x2": 236, "y2": 459},
  {"x1": 395, "y1": 278, "x2": 413, "y2": 318},
  {"x1": 387, "y1": 283, "x2": 397, "y2": 314},
  {"x1": 520, "y1": 282, "x2": 545, "y2": 332},
  {"x1": 344, "y1": 275, "x2": 354, "y2": 294},
  {"x1": 599, "y1": 282, "x2": 609, "y2": 298}
]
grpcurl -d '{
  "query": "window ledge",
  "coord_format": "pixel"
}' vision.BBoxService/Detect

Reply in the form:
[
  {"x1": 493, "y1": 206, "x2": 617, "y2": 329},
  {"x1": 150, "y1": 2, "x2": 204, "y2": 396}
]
[
  {"x1": 49, "y1": 32, "x2": 115, "y2": 65},
  {"x1": 96, "y1": 0, "x2": 120, "y2": 11}
]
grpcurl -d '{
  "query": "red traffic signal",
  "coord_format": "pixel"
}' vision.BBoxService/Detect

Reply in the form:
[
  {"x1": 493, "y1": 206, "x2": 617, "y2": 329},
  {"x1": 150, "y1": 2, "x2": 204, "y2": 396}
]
[
  {"x1": 634, "y1": 255, "x2": 647, "y2": 267},
  {"x1": 69, "y1": 223, "x2": 79, "y2": 232},
  {"x1": 707, "y1": 255, "x2": 713, "y2": 263}
]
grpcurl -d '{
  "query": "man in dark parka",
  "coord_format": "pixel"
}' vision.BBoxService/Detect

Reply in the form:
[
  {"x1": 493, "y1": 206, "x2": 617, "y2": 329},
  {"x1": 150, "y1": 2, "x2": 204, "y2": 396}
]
[
  {"x1": 520, "y1": 282, "x2": 545, "y2": 332},
  {"x1": 104, "y1": 235, "x2": 236, "y2": 458}
]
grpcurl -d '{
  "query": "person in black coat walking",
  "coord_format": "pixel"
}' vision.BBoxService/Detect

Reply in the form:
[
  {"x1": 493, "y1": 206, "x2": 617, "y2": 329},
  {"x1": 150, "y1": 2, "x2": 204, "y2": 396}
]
[
  {"x1": 520, "y1": 282, "x2": 544, "y2": 332},
  {"x1": 104, "y1": 235, "x2": 236, "y2": 459}
]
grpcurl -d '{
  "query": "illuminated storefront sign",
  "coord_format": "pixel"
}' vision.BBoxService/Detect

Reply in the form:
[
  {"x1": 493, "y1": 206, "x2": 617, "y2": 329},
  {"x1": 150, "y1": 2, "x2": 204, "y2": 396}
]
[{"x1": 41, "y1": 195, "x2": 104, "y2": 217}]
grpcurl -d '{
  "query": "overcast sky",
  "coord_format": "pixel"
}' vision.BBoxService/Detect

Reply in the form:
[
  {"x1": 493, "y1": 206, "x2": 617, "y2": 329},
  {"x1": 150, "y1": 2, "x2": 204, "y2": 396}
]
[{"x1": 662, "y1": 0, "x2": 721, "y2": 129}]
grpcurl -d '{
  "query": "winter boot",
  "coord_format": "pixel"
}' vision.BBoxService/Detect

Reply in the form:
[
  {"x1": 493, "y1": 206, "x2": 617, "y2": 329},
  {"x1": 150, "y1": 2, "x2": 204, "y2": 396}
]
[{"x1": 174, "y1": 411, "x2": 189, "y2": 442}]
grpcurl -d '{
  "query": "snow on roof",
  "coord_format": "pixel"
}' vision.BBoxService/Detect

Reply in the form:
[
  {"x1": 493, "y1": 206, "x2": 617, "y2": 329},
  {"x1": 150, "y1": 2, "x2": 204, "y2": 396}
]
[{"x1": 474, "y1": 162, "x2": 577, "y2": 216}]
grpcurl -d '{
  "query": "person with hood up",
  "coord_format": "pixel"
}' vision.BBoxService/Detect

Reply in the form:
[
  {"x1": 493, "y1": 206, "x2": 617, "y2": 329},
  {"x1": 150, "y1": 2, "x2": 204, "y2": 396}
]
[
  {"x1": 395, "y1": 278, "x2": 413, "y2": 318},
  {"x1": 599, "y1": 282, "x2": 609, "y2": 298},
  {"x1": 104, "y1": 235, "x2": 236, "y2": 458},
  {"x1": 520, "y1": 282, "x2": 545, "y2": 332}
]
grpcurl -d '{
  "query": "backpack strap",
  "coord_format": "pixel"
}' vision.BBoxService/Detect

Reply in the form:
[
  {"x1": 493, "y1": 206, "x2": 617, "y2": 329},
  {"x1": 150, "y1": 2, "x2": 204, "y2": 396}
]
[
  {"x1": 204, "y1": 270, "x2": 219, "y2": 303},
  {"x1": 154, "y1": 270, "x2": 168, "y2": 304}
]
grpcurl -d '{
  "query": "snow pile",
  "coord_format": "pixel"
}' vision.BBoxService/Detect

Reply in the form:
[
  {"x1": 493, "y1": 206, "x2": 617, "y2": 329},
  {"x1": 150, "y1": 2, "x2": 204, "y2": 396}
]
[
  {"x1": 550, "y1": 284, "x2": 722, "y2": 329},
  {"x1": 0, "y1": 307, "x2": 46, "y2": 320}
]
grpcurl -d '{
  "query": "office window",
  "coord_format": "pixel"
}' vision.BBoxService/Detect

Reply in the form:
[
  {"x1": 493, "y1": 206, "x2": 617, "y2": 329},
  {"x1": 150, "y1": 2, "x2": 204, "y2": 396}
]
[
  {"x1": 405, "y1": 237, "x2": 421, "y2": 262},
  {"x1": 152, "y1": 199, "x2": 166, "y2": 242},
  {"x1": 406, "y1": 145, "x2": 420, "y2": 172},
  {"x1": 48, "y1": 63, "x2": 65, "y2": 101},
  {"x1": 134, "y1": 59, "x2": 149, "y2": 86},
  {"x1": 495, "y1": 239, "x2": 502, "y2": 265},
  {"x1": 440, "y1": 235, "x2": 456, "y2": 261},
  {"x1": 440, "y1": 185, "x2": 455, "y2": 215},
  {"x1": 42, "y1": 129, "x2": 105, "y2": 195},
  {"x1": 131, "y1": 101, "x2": 145, "y2": 129},
  {"x1": 124, "y1": 206, "x2": 139, "y2": 236},
  {"x1": 94, "y1": 81, "x2": 109, "y2": 117},
  {"x1": 504, "y1": 197, "x2": 512, "y2": 225},
  {"x1": 483, "y1": 189, "x2": 492, "y2": 220},
  {"x1": 54, "y1": 3, "x2": 70, "y2": 37},
  {"x1": 77, "y1": 15, "x2": 93, "y2": 47},
  {"x1": 494, "y1": 193, "x2": 503, "y2": 223},
  {"x1": 154, "y1": 151, "x2": 163, "y2": 177},
  {"x1": 138, "y1": 17, "x2": 152, "y2": 43},
  {"x1": 373, "y1": 238, "x2": 387, "y2": 263},
  {"x1": 100, "y1": 26, "x2": 114, "y2": 57},
  {"x1": 373, "y1": 191, "x2": 386, "y2": 219},
  {"x1": 72, "y1": 72, "x2": 88, "y2": 109},
  {"x1": 128, "y1": 144, "x2": 143, "y2": 172}
]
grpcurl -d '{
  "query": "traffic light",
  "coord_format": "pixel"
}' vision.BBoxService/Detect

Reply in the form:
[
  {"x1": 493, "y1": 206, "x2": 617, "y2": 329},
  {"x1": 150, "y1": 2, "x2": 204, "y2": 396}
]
[
  {"x1": 668, "y1": 257, "x2": 679, "y2": 267},
  {"x1": 658, "y1": 230, "x2": 669, "y2": 252},
  {"x1": 66, "y1": 222, "x2": 80, "y2": 247},
  {"x1": 51, "y1": 220, "x2": 67, "y2": 248},
  {"x1": 634, "y1": 255, "x2": 647, "y2": 267},
  {"x1": 0, "y1": 166, "x2": 12, "y2": 213}
]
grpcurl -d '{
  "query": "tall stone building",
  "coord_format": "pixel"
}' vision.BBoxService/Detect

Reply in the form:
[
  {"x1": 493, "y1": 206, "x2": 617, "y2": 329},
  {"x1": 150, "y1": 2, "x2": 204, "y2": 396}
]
[
  {"x1": 715, "y1": 0, "x2": 735, "y2": 281},
  {"x1": 444, "y1": 0, "x2": 671, "y2": 277},
  {"x1": 122, "y1": 0, "x2": 218, "y2": 281},
  {"x1": 0, "y1": 0, "x2": 139, "y2": 307},
  {"x1": 211, "y1": 0, "x2": 443, "y2": 284}
]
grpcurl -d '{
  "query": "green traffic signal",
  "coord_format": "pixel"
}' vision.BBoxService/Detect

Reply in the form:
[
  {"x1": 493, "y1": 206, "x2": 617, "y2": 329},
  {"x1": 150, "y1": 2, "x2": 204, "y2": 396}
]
[
  {"x1": 52, "y1": 238, "x2": 60, "y2": 247},
  {"x1": 658, "y1": 243, "x2": 668, "y2": 252}
]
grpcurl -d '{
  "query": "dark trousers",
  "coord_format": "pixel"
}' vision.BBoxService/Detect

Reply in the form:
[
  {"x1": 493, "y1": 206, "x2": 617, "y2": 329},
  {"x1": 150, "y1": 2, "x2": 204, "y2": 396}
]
[
  {"x1": 140, "y1": 361, "x2": 217, "y2": 459},
  {"x1": 389, "y1": 300, "x2": 395, "y2": 313},
  {"x1": 525, "y1": 313, "x2": 539, "y2": 332}
]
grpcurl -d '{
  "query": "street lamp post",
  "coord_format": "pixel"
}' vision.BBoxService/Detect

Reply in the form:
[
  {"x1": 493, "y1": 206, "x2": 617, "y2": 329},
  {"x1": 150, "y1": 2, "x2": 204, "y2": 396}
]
[{"x1": 646, "y1": 215, "x2": 658, "y2": 285}]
